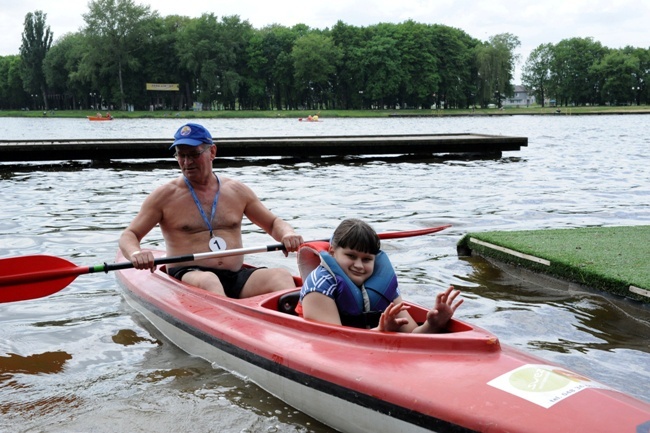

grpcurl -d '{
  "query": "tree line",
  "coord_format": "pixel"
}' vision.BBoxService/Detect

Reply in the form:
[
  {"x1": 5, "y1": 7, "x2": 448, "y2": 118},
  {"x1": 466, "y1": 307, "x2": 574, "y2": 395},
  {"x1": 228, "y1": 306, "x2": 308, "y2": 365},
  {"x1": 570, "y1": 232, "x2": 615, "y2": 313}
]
[
  {"x1": 1, "y1": 0, "x2": 647, "y2": 112},
  {"x1": 522, "y1": 39, "x2": 649, "y2": 107}
]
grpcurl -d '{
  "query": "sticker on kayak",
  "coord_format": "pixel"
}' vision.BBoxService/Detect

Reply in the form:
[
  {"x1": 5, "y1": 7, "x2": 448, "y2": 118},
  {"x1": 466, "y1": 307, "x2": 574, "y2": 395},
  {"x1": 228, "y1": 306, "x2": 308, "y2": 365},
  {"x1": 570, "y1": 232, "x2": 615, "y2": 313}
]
[{"x1": 488, "y1": 364, "x2": 610, "y2": 408}]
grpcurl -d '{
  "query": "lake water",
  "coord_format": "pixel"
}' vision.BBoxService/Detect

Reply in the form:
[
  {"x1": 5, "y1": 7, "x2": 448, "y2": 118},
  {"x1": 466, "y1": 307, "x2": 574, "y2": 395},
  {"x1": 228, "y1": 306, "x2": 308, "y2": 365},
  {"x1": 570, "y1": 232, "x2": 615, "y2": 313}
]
[{"x1": 1, "y1": 114, "x2": 649, "y2": 432}]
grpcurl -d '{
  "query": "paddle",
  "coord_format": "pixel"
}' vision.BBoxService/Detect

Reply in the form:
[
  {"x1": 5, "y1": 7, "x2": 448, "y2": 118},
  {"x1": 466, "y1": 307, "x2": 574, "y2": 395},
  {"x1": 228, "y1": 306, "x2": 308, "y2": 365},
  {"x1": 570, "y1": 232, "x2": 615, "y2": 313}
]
[{"x1": 0, "y1": 225, "x2": 450, "y2": 303}]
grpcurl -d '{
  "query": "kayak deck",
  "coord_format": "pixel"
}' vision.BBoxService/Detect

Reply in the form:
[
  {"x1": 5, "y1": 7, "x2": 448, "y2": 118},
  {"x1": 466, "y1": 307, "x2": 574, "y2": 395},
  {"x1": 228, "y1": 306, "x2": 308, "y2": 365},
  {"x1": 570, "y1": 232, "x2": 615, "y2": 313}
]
[{"x1": 115, "y1": 250, "x2": 650, "y2": 433}]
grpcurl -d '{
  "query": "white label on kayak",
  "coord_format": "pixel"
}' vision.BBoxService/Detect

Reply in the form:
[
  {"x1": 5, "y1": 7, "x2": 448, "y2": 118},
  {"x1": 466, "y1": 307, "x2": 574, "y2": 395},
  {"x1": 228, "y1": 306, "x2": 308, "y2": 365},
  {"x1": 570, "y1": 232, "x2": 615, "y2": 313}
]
[{"x1": 487, "y1": 364, "x2": 611, "y2": 408}]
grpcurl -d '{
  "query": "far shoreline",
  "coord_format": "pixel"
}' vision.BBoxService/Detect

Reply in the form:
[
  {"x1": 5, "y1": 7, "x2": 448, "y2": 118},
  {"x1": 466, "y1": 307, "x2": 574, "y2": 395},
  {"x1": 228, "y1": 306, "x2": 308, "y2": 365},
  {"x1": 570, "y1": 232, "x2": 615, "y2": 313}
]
[{"x1": 1, "y1": 105, "x2": 649, "y2": 119}]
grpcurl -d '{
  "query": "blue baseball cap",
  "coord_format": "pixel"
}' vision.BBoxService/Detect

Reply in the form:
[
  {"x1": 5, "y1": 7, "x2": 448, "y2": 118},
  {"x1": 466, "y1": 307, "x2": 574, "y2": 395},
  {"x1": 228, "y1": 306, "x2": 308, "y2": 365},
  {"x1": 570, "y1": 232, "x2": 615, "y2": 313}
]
[{"x1": 170, "y1": 123, "x2": 213, "y2": 149}]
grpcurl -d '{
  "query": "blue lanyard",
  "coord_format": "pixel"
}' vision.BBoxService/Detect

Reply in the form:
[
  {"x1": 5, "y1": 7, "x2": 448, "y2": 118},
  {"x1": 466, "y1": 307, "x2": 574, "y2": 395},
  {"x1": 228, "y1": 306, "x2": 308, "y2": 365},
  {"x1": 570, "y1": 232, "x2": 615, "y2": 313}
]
[{"x1": 184, "y1": 173, "x2": 220, "y2": 237}]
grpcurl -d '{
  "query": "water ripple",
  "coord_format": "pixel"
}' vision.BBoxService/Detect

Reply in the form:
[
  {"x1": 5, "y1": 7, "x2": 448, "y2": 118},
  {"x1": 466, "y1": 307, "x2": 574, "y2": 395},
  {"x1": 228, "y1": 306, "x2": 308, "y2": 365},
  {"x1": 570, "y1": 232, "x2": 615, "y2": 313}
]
[{"x1": 1, "y1": 115, "x2": 649, "y2": 431}]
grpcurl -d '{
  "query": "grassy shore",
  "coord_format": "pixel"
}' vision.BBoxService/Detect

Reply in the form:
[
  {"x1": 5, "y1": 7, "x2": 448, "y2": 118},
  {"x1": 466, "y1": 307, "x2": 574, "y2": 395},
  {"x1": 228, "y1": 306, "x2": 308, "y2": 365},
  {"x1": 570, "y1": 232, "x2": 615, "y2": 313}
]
[
  {"x1": 1, "y1": 105, "x2": 649, "y2": 119},
  {"x1": 458, "y1": 226, "x2": 650, "y2": 303}
]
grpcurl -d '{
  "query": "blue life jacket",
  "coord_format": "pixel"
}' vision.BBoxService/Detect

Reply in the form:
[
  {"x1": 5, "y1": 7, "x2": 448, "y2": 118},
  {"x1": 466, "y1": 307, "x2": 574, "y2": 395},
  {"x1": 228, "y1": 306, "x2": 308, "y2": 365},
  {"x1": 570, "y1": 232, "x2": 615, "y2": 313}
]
[{"x1": 320, "y1": 250, "x2": 399, "y2": 328}]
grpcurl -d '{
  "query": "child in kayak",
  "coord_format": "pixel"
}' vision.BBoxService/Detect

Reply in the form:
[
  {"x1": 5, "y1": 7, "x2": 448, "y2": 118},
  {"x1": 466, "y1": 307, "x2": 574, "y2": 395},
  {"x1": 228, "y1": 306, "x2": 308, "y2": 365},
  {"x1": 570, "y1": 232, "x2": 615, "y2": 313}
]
[{"x1": 298, "y1": 218, "x2": 463, "y2": 332}]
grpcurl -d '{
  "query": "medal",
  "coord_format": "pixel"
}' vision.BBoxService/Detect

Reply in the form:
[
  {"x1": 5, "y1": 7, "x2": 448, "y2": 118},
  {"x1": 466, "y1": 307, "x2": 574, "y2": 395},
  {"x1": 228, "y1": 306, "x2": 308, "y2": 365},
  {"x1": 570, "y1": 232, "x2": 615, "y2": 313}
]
[
  {"x1": 209, "y1": 236, "x2": 227, "y2": 251},
  {"x1": 185, "y1": 174, "x2": 223, "y2": 252}
]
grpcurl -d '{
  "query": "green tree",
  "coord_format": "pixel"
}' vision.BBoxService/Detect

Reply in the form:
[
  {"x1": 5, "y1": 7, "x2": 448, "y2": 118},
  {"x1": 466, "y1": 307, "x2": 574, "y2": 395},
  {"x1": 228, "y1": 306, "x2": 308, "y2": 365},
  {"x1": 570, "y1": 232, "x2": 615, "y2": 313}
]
[
  {"x1": 291, "y1": 32, "x2": 342, "y2": 110},
  {"x1": 137, "y1": 15, "x2": 193, "y2": 110},
  {"x1": 521, "y1": 43, "x2": 554, "y2": 107},
  {"x1": 360, "y1": 26, "x2": 403, "y2": 109},
  {"x1": 430, "y1": 25, "x2": 478, "y2": 109},
  {"x1": 83, "y1": 0, "x2": 157, "y2": 110},
  {"x1": 592, "y1": 49, "x2": 640, "y2": 105},
  {"x1": 0, "y1": 57, "x2": 8, "y2": 109},
  {"x1": 394, "y1": 21, "x2": 439, "y2": 109},
  {"x1": 0, "y1": 56, "x2": 28, "y2": 109},
  {"x1": 245, "y1": 31, "x2": 270, "y2": 109},
  {"x1": 221, "y1": 16, "x2": 255, "y2": 110},
  {"x1": 475, "y1": 33, "x2": 520, "y2": 107},
  {"x1": 551, "y1": 37, "x2": 606, "y2": 106},
  {"x1": 20, "y1": 10, "x2": 53, "y2": 110},
  {"x1": 0, "y1": 57, "x2": 12, "y2": 109},
  {"x1": 175, "y1": 14, "x2": 252, "y2": 110},
  {"x1": 625, "y1": 46, "x2": 649, "y2": 105},
  {"x1": 331, "y1": 21, "x2": 368, "y2": 109},
  {"x1": 6, "y1": 14, "x2": 649, "y2": 112},
  {"x1": 43, "y1": 32, "x2": 94, "y2": 110},
  {"x1": 256, "y1": 24, "x2": 300, "y2": 110},
  {"x1": 175, "y1": 13, "x2": 220, "y2": 109}
]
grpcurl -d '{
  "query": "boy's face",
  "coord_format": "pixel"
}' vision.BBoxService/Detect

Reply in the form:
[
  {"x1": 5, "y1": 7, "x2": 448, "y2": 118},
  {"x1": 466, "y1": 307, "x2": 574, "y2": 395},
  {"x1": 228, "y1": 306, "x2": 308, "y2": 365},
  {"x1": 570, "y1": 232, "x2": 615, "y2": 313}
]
[{"x1": 330, "y1": 246, "x2": 376, "y2": 286}]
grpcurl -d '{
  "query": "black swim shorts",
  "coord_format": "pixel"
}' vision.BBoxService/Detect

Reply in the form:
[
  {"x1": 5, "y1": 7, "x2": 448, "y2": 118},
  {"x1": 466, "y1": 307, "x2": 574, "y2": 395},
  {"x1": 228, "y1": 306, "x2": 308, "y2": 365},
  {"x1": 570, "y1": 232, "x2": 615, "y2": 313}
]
[{"x1": 167, "y1": 265, "x2": 261, "y2": 298}]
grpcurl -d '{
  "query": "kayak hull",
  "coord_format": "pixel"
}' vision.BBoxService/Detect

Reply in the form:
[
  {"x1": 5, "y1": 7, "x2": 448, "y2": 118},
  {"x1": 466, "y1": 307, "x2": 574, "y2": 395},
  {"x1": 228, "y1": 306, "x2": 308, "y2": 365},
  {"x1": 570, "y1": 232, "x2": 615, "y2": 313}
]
[
  {"x1": 120, "y1": 288, "x2": 434, "y2": 432},
  {"x1": 115, "y1": 250, "x2": 650, "y2": 433},
  {"x1": 87, "y1": 116, "x2": 112, "y2": 121}
]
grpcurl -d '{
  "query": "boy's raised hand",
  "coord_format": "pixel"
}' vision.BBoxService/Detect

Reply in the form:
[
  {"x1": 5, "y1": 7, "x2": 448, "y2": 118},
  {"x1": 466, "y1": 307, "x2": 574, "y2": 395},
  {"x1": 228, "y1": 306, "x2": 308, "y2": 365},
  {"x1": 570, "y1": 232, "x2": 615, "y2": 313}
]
[
  {"x1": 425, "y1": 286, "x2": 463, "y2": 332},
  {"x1": 377, "y1": 302, "x2": 410, "y2": 332}
]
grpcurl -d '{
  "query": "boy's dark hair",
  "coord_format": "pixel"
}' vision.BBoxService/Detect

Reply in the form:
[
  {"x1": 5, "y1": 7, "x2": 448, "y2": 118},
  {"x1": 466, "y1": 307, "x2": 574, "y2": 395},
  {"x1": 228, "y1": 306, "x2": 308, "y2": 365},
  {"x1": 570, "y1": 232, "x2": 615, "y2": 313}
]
[{"x1": 330, "y1": 219, "x2": 380, "y2": 255}]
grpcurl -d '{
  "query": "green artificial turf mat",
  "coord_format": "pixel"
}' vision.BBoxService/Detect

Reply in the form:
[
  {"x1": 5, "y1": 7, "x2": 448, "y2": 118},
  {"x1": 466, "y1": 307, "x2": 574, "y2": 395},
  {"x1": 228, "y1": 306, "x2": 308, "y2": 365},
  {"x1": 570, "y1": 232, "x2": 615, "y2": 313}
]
[{"x1": 458, "y1": 225, "x2": 650, "y2": 302}]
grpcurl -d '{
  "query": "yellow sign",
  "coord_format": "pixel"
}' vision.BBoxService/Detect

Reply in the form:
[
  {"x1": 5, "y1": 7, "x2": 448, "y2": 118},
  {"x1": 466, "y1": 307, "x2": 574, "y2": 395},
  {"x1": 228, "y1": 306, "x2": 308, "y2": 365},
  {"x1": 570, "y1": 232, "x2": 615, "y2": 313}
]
[{"x1": 146, "y1": 83, "x2": 179, "y2": 91}]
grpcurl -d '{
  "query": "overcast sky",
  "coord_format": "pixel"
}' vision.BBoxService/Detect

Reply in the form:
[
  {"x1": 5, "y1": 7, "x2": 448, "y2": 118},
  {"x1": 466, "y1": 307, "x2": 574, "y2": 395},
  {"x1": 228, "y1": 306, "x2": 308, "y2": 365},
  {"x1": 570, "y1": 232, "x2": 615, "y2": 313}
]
[{"x1": 1, "y1": 0, "x2": 648, "y2": 83}]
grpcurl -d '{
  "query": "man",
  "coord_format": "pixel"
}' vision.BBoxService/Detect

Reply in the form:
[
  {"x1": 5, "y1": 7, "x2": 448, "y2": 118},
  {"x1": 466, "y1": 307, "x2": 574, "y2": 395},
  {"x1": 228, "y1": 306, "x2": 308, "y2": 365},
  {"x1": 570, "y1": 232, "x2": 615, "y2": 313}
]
[{"x1": 119, "y1": 123, "x2": 303, "y2": 298}]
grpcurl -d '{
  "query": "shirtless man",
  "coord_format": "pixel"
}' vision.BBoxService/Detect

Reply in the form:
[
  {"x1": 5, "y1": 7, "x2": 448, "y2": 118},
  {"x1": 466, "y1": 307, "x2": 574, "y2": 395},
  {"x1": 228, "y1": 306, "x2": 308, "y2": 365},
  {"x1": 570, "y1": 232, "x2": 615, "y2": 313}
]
[{"x1": 119, "y1": 123, "x2": 303, "y2": 298}]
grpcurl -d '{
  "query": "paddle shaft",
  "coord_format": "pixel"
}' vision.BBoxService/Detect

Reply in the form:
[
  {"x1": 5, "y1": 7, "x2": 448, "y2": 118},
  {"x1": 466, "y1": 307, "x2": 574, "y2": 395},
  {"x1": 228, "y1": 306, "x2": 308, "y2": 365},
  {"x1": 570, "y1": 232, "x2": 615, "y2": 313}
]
[
  {"x1": 105, "y1": 243, "x2": 288, "y2": 272},
  {"x1": 0, "y1": 225, "x2": 450, "y2": 303},
  {"x1": 106, "y1": 225, "x2": 451, "y2": 272},
  {"x1": 0, "y1": 244, "x2": 291, "y2": 288}
]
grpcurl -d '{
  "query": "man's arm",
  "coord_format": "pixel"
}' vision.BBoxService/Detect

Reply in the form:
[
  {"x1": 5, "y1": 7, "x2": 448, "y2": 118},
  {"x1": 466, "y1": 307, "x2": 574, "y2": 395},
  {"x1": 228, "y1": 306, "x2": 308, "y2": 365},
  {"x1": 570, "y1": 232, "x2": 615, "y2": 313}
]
[
  {"x1": 268, "y1": 216, "x2": 303, "y2": 252},
  {"x1": 119, "y1": 190, "x2": 165, "y2": 270},
  {"x1": 241, "y1": 184, "x2": 303, "y2": 251}
]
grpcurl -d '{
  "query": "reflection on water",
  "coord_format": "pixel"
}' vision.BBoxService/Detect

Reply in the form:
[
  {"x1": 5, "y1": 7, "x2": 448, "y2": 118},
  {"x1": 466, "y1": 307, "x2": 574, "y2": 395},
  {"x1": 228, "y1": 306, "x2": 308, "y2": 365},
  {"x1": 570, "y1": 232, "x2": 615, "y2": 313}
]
[
  {"x1": 0, "y1": 351, "x2": 72, "y2": 378},
  {"x1": 0, "y1": 351, "x2": 77, "y2": 425},
  {"x1": 112, "y1": 329, "x2": 161, "y2": 346},
  {"x1": 0, "y1": 115, "x2": 649, "y2": 432}
]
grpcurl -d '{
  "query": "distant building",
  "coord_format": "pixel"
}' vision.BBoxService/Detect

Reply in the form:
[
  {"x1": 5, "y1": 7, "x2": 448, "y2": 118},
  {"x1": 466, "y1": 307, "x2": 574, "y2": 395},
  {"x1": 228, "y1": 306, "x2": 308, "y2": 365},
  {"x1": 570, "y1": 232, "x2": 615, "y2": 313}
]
[{"x1": 503, "y1": 85, "x2": 536, "y2": 107}]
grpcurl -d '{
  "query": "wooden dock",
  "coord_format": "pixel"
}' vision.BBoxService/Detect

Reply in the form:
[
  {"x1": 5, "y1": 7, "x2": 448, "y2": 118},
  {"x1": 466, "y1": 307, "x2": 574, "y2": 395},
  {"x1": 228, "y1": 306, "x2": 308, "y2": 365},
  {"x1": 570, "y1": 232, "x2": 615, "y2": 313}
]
[{"x1": 0, "y1": 133, "x2": 527, "y2": 163}]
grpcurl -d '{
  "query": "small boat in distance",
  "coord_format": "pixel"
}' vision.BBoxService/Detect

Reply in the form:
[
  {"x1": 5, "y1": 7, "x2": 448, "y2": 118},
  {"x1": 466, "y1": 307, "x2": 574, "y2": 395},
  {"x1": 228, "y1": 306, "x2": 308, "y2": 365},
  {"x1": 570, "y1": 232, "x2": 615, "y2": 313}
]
[
  {"x1": 299, "y1": 114, "x2": 321, "y2": 122},
  {"x1": 87, "y1": 112, "x2": 113, "y2": 121}
]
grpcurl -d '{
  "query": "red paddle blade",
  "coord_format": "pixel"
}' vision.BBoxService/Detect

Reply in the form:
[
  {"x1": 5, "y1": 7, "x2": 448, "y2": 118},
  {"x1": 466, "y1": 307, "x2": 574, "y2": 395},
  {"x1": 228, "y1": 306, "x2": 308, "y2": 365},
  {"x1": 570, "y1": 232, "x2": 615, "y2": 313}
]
[
  {"x1": 378, "y1": 225, "x2": 451, "y2": 239},
  {"x1": 0, "y1": 255, "x2": 88, "y2": 303}
]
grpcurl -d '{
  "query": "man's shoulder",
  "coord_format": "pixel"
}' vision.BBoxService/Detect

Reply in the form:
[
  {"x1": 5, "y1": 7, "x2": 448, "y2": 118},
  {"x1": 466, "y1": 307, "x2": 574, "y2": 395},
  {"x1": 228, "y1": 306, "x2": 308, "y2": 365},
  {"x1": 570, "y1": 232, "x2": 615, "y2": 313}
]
[
  {"x1": 219, "y1": 174, "x2": 242, "y2": 187},
  {"x1": 219, "y1": 175, "x2": 254, "y2": 196},
  {"x1": 147, "y1": 177, "x2": 185, "y2": 200},
  {"x1": 155, "y1": 176, "x2": 184, "y2": 190}
]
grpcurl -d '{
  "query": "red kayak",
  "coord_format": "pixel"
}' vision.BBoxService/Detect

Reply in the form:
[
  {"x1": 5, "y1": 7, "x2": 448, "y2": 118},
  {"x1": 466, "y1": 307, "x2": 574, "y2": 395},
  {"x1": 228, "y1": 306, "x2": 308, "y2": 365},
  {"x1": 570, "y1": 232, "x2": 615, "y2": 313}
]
[
  {"x1": 87, "y1": 116, "x2": 113, "y2": 121},
  {"x1": 115, "y1": 249, "x2": 650, "y2": 433}
]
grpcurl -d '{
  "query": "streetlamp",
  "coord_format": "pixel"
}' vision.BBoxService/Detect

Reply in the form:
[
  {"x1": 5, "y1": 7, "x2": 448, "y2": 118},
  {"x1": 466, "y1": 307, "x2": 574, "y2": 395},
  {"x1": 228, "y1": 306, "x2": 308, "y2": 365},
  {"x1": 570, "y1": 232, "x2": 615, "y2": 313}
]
[
  {"x1": 30, "y1": 94, "x2": 38, "y2": 110},
  {"x1": 358, "y1": 90, "x2": 363, "y2": 109},
  {"x1": 90, "y1": 92, "x2": 97, "y2": 110},
  {"x1": 632, "y1": 86, "x2": 640, "y2": 105}
]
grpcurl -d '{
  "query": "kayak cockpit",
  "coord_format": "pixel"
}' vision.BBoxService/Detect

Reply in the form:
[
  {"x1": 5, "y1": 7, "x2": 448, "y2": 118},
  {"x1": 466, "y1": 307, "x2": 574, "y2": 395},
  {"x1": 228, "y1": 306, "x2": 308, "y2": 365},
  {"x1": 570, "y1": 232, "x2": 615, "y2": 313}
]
[
  {"x1": 260, "y1": 288, "x2": 477, "y2": 334},
  {"x1": 159, "y1": 261, "x2": 492, "y2": 344}
]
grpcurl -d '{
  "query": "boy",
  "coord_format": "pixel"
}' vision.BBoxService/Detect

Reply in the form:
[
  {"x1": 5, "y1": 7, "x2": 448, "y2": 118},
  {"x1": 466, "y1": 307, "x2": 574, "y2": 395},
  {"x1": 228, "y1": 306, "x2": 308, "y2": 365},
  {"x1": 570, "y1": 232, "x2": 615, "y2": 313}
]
[{"x1": 299, "y1": 218, "x2": 462, "y2": 333}]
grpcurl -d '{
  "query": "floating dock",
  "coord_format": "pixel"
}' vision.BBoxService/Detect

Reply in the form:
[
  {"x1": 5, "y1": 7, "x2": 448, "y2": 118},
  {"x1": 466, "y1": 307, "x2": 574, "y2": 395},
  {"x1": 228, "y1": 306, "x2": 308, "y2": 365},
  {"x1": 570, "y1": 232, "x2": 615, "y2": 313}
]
[
  {"x1": 457, "y1": 225, "x2": 650, "y2": 303},
  {"x1": 0, "y1": 133, "x2": 527, "y2": 163}
]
